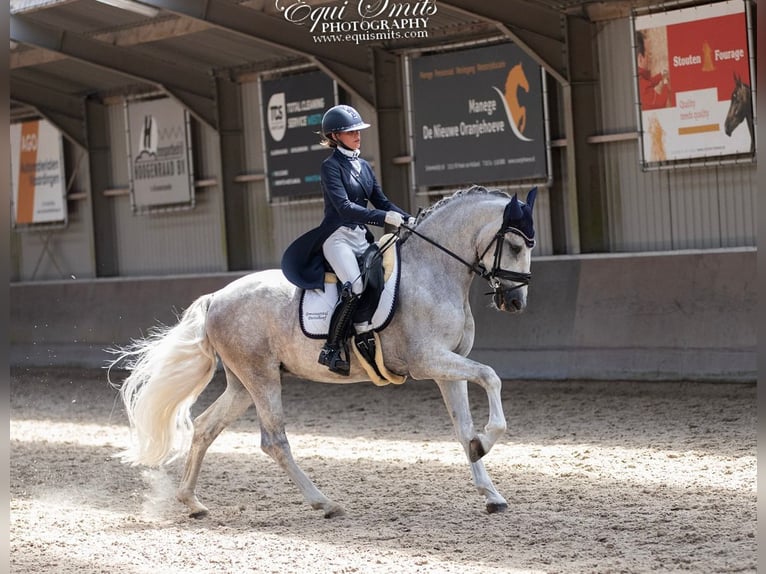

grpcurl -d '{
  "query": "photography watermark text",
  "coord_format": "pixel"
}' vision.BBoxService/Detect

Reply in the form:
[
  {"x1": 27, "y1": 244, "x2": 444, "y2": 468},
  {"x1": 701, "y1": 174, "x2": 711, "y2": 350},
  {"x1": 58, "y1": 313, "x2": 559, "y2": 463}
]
[{"x1": 275, "y1": 0, "x2": 437, "y2": 44}]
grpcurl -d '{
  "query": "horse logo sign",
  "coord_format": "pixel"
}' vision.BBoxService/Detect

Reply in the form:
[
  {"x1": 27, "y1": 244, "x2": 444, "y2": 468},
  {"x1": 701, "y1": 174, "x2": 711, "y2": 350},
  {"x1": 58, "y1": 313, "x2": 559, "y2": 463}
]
[
  {"x1": 412, "y1": 42, "x2": 549, "y2": 187},
  {"x1": 493, "y1": 63, "x2": 533, "y2": 142}
]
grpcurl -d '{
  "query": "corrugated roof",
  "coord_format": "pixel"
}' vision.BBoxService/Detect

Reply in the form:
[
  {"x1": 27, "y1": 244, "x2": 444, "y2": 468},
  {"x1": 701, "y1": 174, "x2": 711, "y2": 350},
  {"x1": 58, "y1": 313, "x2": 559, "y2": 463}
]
[{"x1": 10, "y1": 0, "x2": 660, "y2": 134}]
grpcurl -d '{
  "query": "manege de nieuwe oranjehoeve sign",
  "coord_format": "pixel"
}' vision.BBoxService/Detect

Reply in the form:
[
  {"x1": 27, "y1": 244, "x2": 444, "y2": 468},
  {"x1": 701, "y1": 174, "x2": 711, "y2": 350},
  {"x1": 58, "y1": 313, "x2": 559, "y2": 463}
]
[
  {"x1": 262, "y1": 71, "x2": 336, "y2": 199},
  {"x1": 411, "y1": 42, "x2": 549, "y2": 188}
]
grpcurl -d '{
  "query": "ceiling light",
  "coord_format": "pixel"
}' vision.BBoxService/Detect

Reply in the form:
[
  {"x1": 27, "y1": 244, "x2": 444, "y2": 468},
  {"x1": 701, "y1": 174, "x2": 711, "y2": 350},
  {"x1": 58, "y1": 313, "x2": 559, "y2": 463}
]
[{"x1": 94, "y1": 0, "x2": 159, "y2": 18}]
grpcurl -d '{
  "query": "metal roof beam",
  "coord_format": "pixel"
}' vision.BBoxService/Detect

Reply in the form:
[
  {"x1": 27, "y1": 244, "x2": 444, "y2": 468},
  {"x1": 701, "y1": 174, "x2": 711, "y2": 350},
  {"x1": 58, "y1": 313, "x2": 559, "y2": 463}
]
[
  {"x1": 11, "y1": 76, "x2": 83, "y2": 120},
  {"x1": 10, "y1": 78, "x2": 87, "y2": 148},
  {"x1": 11, "y1": 18, "x2": 211, "y2": 69},
  {"x1": 437, "y1": 0, "x2": 568, "y2": 84},
  {"x1": 137, "y1": 0, "x2": 374, "y2": 104},
  {"x1": 10, "y1": 14, "x2": 217, "y2": 127}
]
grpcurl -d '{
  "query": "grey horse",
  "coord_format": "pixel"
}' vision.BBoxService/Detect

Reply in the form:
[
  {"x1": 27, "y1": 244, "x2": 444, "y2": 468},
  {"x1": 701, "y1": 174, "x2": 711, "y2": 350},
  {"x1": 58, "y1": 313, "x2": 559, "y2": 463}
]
[{"x1": 112, "y1": 185, "x2": 537, "y2": 518}]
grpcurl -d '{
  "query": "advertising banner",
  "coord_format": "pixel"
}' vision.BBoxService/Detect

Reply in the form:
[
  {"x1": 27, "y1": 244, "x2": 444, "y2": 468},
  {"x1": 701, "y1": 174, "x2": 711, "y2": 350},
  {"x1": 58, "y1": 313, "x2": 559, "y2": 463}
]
[
  {"x1": 262, "y1": 71, "x2": 336, "y2": 199},
  {"x1": 411, "y1": 42, "x2": 548, "y2": 188},
  {"x1": 10, "y1": 119, "x2": 67, "y2": 226},
  {"x1": 634, "y1": 0, "x2": 754, "y2": 165},
  {"x1": 125, "y1": 97, "x2": 194, "y2": 211}
]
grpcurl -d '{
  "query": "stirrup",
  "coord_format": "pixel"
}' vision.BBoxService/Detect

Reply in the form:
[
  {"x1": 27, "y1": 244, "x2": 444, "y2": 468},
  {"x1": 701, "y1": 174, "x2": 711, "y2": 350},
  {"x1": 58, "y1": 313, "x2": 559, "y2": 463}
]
[{"x1": 318, "y1": 345, "x2": 350, "y2": 376}]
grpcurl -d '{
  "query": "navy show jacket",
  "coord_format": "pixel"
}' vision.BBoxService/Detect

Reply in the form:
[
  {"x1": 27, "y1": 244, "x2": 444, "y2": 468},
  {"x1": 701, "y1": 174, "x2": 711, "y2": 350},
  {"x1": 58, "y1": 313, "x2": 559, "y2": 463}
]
[{"x1": 281, "y1": 148, "x2": 411, "y2": 290}]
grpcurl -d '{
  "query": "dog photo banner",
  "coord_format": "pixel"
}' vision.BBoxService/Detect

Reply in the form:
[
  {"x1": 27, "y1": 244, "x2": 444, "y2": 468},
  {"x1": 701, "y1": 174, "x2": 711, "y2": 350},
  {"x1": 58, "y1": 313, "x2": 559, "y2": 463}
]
[
  {"x1": 10, "y1": 119, "x2": 67, "y2": 227},
  {"x1": 125, "y1": 97, "x2": 195, "y2": 212},
  {"x1": 411, "y1": 42, "x2": 548, "y2": 188},
  {"x1": 261, "y1": 70, "x2": 336, "y2": 199},
  {"x1": 633, "y1": 0, "x2": 754, "y2": 166}
]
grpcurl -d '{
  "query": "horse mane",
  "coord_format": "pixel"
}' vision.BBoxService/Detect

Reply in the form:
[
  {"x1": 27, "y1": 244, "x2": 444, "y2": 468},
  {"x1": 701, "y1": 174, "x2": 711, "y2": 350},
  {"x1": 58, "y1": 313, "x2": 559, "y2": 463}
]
[{"x1": 417, "y1": 185, "x2": 511, "y2": 222}]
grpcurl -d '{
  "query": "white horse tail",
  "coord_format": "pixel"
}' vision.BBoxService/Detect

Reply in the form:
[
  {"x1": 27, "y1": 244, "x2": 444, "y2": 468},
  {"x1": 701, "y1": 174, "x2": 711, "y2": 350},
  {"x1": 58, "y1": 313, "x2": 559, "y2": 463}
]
[{"x1": 111, "y1": 294, "x2": 217, "y2": 467}]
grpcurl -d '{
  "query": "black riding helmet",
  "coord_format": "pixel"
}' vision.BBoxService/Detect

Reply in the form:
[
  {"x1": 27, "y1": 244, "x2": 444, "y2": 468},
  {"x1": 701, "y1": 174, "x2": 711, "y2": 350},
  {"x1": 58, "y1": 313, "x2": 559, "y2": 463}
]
[{"x1": 321, "y1": 105, "x2": 371, "y2": 135}]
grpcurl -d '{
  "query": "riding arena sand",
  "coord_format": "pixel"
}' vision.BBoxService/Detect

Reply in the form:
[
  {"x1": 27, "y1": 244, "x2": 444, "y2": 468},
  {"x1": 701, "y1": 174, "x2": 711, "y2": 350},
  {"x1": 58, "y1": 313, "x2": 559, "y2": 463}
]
[{"x1": 10, "y1": 367, "x2": 756, "y2": 573}]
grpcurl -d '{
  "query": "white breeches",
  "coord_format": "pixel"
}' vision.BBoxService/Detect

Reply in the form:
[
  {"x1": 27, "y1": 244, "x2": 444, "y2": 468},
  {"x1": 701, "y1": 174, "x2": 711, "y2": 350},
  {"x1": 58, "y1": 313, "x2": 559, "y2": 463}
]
[{"x1": 322, "y1": 225, "x2": 369, "y2": 295}]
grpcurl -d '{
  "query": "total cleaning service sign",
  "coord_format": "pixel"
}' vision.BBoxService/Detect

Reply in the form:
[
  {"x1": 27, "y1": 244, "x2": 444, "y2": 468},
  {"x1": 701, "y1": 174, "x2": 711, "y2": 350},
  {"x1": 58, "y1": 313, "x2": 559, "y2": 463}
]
[{"x1": 262, "y1": 70, "x2": 335, "y2": 199}]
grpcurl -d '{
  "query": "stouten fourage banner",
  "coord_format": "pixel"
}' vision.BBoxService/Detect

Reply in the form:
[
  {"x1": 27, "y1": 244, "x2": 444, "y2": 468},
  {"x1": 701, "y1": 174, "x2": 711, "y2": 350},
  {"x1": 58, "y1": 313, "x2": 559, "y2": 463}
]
[
  {"x1": 411, "y1": 42, "x2": 548, "y2": 188},
  {"x1": 634, "y1": 0, "x2": 754, "y2": 165}
]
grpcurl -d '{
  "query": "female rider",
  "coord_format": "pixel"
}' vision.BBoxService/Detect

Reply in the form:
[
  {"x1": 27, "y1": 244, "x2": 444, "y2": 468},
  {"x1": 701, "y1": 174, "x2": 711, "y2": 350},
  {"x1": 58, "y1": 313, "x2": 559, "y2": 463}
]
[{"x1": 281, "y1": 104, "x2": 414, "y2": 375}]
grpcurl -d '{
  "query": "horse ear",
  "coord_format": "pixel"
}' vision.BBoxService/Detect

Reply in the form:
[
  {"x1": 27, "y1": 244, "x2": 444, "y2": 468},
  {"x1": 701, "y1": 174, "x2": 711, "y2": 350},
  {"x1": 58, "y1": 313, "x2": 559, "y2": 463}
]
[
  {"x1": 503, "y1": 194, "x2": 522, "y2": 228},
  {"x1": 526, "y1": 187, "x2": 538, "y2": 210}
]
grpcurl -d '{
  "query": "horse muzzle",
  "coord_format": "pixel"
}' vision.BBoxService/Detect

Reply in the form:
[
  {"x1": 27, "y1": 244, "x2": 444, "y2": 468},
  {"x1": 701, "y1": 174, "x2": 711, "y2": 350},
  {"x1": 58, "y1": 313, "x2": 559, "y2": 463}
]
[{"x1": 493, "y1": 287, "x2": 527, "y2": 313}]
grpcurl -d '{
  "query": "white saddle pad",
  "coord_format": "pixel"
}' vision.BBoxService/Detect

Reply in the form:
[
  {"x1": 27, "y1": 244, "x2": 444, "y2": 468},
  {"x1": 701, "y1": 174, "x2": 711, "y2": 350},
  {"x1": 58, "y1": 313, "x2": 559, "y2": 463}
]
[{"x1": 299, "y1": 235, "x2": 400, "y2": 339}]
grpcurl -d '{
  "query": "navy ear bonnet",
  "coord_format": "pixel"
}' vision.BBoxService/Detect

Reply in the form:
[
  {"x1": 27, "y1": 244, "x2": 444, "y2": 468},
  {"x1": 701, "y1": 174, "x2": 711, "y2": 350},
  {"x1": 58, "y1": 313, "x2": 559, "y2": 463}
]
[{"x1": 501, "y1": 187, "x2": 537, "y2": 247}]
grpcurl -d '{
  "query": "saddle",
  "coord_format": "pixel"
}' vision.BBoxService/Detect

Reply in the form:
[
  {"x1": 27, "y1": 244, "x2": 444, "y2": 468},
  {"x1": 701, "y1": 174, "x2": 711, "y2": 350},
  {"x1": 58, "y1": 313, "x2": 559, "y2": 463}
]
[
  {"x1": 299, "y1": 234, "x2": 400, "y2": 338},
  {"x1": 299, "y1": 234, "x2": 404, "y2": 385}
]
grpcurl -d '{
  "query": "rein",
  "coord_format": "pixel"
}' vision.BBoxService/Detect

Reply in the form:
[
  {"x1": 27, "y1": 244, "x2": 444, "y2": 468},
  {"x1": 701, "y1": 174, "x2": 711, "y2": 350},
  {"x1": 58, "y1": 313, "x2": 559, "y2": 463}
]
[{"x1": 400, "y1": 222, "x2": 532, "y2": 293}]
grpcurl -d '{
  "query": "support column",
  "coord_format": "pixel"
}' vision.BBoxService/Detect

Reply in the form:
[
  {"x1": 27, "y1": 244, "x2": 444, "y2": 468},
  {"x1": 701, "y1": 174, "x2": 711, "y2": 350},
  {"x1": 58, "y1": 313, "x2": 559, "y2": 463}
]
[
  {"x1": 372, "y1": 49, "x2": 412, "y2": 212},
  {"x1": 86, "y1": 98, "x2": 118, "y2": 277},
  {"x1": 216, "y1": 76, "x2": 251, "y2": 271},
  {"x1": 563, "y1": 15, "x2": 607, "y2": 253}
]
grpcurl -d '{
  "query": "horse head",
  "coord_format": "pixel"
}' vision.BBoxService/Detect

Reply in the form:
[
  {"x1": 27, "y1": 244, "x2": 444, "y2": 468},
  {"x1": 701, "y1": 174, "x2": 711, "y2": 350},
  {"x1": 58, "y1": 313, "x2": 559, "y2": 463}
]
[
  {"x1": 725, "y1": 72, "x2": 752, "y2": 137},
  {"x1": 478, "y1": 187, "x2": 537, "y2": 314}
]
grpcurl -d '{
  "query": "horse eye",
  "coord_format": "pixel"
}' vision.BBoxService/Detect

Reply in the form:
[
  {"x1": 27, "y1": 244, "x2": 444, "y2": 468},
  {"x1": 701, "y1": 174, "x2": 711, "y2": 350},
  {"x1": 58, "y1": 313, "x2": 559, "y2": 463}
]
[{"x1": 510, "y1": 243, "x2": 522, "y2": 255}]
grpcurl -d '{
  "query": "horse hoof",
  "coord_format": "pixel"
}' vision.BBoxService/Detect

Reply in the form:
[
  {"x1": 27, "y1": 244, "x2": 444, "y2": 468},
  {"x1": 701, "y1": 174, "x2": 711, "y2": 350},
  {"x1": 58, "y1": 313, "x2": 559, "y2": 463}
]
[
  {"x1": 323, "y1": 505, "x2": 346, "y2": 519},
  {"x1": 469, "y1": 438, "x2": 486, "y2": 462},
  {"x1": 189, "y1": 509, "x2": 209, "y2": 519},
  {"x1": 486, "y1": 502, "x2": 508, "y2": 514}
]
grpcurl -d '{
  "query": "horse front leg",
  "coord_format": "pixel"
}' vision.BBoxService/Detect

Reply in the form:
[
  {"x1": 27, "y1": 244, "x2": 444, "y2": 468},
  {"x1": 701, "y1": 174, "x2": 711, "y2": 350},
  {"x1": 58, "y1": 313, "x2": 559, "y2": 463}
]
[
  {"x1": 241, "y1": 366, "x2": 345, "y2": 519},
  {"x1": 413, "y1": 353, "x2": 507, "y2": 461},
  {"x1": 436, "y1": 379, "x2": 508, "y2": 514}
]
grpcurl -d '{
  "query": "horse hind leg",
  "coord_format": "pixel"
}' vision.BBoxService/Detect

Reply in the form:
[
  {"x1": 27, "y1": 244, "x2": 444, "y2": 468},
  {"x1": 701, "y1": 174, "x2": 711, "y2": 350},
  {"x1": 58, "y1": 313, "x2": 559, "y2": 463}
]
[
  {"x1": 241, "y1": 366, "x2": 345, "y2": 518},
  {"x1": 436, "y1": 379, "x2": 508, "y2": 514},
  {"x1": 177, "y1": 365, "x2": 253, "y2": 518}
]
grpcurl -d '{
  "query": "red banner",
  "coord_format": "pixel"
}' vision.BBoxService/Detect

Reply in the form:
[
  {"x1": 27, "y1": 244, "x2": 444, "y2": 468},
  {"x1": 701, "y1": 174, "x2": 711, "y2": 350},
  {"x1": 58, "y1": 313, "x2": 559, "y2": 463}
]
[{"x1": 634, "y1": 0, "x2": 754, "y2": 164}]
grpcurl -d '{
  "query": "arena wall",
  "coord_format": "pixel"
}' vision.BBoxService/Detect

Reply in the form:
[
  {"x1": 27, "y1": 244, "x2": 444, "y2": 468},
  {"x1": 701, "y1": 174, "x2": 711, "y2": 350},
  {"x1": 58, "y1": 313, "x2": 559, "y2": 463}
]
[{"x1": 10, "y1": 248, "x2": 755, "y2": 382}]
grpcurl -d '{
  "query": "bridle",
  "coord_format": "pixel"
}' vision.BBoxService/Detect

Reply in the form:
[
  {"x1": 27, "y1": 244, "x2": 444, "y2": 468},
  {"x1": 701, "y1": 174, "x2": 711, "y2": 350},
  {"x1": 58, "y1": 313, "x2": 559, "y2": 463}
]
[
  {"x1": 398, "y1": 220, "x2": 533, "y2": 295},
  {"x1": 475, "y1": 226, "x2": 534, "y2": 293}
]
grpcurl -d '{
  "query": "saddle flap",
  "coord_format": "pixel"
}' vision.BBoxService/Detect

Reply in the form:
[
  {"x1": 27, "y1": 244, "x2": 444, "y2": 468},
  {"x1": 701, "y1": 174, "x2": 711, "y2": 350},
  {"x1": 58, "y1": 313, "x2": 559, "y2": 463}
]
[
  {"x1": 352, "y1": 331, "x2": 407, "y2": 386},
  {"x1": 299, "y1": 234, "x2": 400, "y2": 339}
]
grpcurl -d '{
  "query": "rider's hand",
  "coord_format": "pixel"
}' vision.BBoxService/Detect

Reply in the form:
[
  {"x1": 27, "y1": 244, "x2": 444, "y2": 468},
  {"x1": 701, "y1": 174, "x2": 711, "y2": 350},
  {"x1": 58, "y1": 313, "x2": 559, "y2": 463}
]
[{"x1": 384, "y1": 211, "x2": 404, "y2": 227}]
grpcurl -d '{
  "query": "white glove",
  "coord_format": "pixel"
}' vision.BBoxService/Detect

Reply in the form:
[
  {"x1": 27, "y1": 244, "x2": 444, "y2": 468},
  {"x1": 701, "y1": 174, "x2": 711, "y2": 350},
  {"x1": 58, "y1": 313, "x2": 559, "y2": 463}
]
[
  {"x1": 406, "y1": 217, "x2": 416, "y2": 226},
  {"x1": 384, "y1": 211, "x2": 404, "y2": 227}
]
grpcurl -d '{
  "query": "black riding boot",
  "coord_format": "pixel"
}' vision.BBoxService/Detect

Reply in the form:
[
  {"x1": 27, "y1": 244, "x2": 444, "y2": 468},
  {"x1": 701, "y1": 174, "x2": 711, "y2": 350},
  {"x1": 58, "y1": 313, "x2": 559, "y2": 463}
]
[{"x1": 318, "y1": 288, "x2": 360, "y2": 375}]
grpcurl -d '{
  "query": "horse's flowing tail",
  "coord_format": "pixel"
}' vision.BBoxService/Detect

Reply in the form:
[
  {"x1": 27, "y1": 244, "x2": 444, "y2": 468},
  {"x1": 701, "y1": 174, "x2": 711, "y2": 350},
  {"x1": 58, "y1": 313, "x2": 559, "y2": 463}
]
[{"x1": 109, "y1": 294, "x2": 218, "y2": 467}]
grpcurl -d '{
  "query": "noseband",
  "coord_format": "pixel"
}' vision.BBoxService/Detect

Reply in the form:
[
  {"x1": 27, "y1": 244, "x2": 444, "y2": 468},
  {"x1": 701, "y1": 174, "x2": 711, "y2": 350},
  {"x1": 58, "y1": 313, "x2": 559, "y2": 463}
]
[
  {"x1": 400, "y1": 221, "x2": 533, "y2": 295},
  {"x1": 475, "y1": 227, "x2": 534, "y2": 293}
]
